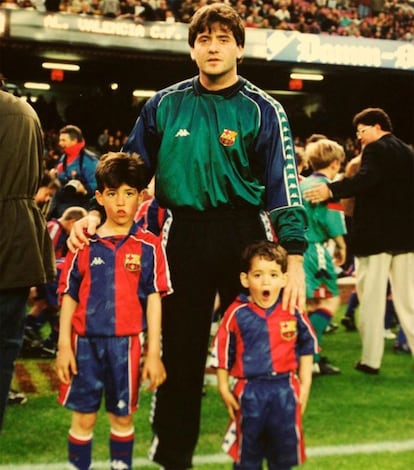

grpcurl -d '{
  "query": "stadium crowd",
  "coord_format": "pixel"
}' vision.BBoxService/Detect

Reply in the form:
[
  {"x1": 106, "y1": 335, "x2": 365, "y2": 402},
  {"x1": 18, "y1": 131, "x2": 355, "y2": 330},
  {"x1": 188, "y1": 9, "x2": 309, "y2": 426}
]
[{"x1": 1, "y1": 0, "x2": 413, "y2": 40}]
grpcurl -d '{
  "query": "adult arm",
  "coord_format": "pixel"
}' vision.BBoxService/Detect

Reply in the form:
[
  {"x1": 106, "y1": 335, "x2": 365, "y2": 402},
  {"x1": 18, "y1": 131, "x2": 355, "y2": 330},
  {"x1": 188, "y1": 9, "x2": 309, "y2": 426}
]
[
  {"x1": 257, "y1": 100, "x2": 308, "y2": 313},
  {"x1": 271, "y1": 208, "x2": 308, "y2": 313},
  {"x1": 304, "y1": 144, "x2": 381, "y2": 203}
]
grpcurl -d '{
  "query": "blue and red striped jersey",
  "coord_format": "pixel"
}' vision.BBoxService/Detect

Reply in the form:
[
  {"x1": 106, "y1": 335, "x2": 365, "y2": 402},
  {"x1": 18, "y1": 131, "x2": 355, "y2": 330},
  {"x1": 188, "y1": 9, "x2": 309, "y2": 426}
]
[
  {"x1": 47, "y1": 219, "x2": 68, "y2": 260},
  {"x1": 59, "y1": 225, "x2": 172, "y2": 337},
  {"x1": 210, "y1": 294, "x2": 317, "y2": 378}
]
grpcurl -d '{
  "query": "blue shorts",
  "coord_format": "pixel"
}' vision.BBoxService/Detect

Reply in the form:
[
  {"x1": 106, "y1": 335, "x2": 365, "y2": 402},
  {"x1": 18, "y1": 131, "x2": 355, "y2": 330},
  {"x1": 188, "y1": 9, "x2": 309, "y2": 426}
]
[
  {"x1": 223, "y1": 373, "x2": 306, "y2": 469},
  {"x1": 58, "y1": 333, "x2": 144, "y2": 415}
]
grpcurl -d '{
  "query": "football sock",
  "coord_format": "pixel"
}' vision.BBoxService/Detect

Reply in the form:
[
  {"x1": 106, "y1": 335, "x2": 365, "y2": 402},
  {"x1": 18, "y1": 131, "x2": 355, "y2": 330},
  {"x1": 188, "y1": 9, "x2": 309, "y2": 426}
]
[
  {"x1": 344, "y1": 290, "x2": 358, "y2": 318},
  {"x1": 68, "y1": 429, "x2": 93, "y2": 470},
  {"x1": 110, "y1": 427, "x2": 135, "y2": 470},
  {"x1": 309, "y1": 308, "x2": 332, "y2": 363}
]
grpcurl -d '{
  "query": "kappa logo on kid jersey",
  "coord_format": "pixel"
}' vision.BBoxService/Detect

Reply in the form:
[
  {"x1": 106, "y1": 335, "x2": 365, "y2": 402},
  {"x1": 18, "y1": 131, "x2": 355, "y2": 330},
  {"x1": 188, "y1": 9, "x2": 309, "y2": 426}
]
[
  {"x1": 91, "y1": 256, "x2": 105, "y2": 266},
  {"x1": 280, "y1": 320, "x2": 297, "y2": 341},
  {"x1": 124, "y1": 253, "x2": 141, "y2": 272},
  {"x1": 219, "y1": 128, "x2": 238, "y2": 147}
]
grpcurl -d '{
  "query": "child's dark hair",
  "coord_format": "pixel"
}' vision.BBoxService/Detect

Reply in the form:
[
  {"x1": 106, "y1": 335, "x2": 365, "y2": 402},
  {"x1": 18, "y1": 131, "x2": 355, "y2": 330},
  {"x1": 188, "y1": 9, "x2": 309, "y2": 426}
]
[
  {"x1": 95, "y1": 152, "x2": 149, "y2": 192},
  {"x1": 241, "y1": 240, "x2": 288, "y2": 273},
  {"x1": 188, "y1": 3, "x2": 245, "y2": 48}
]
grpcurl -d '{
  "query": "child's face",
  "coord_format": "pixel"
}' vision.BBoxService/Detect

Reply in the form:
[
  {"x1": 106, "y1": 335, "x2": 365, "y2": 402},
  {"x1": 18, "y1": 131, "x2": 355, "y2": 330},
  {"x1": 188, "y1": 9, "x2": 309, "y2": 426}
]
[
  {"x1": 95, "y1": 184, "x2": 142, "y2": 228},
  {"x1": 240, "y1": 255, "x2": 287, "y2": 309}
]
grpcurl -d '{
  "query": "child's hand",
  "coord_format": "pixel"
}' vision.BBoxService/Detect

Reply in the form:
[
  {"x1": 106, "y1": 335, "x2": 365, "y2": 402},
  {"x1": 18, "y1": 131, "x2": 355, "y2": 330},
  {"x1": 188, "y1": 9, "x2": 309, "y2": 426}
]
[
  {"x1": 141, "y1": 355, "x2": 167, "y2": 391},
  {"x1": 55, "y1": 345, "x2": 77, "y2": 384},
  {"x1": 333, "y1": 245, "x2": 346, "y2": 266},
  {"x1": 299, "y1": 385, "x2": 311, "y2": 415},
  {"x1": 219, "y1": 387, "x2": 240, "y2": 420}
]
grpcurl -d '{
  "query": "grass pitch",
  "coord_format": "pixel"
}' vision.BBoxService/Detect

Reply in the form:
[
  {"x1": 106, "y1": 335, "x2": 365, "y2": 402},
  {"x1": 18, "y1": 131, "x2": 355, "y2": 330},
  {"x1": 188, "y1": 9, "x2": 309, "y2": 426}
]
[{"x1": 1, "y1": 306, "x2": 414, "y2": 469}]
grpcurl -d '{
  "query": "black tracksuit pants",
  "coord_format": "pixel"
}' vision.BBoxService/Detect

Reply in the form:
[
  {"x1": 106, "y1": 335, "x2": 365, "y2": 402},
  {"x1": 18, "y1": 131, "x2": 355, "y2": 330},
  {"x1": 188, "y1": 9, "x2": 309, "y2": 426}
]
[{"x1": 150, "y1": 206, "x2": 272, "y2": 469}]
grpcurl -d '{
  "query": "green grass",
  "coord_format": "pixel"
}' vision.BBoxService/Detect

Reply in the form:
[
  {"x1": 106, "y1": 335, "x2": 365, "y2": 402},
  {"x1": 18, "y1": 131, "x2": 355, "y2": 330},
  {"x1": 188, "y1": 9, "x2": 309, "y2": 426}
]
[{"x1": 2, "y1": 306, "x2": 414, "y2": 468}]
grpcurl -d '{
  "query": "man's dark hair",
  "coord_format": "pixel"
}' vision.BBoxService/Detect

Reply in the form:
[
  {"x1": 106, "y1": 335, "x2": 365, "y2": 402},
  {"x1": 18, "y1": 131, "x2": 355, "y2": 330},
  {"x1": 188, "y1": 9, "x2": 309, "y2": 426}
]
[
  {"x1": 352, "y1": 108, "x2": 393, "y2": 132},
  {"x1": 95, "y1": 152, "x2": 149, "y2": 192},
  {"x1": 188, "y1": 3, "x2": 245, "y2": 48},
  {"x1": 59, "y1": 124, "x2": 84, "y2": 142},
  {"x1": 240, "y1": 240, "x2": 288, "y2": 274}
]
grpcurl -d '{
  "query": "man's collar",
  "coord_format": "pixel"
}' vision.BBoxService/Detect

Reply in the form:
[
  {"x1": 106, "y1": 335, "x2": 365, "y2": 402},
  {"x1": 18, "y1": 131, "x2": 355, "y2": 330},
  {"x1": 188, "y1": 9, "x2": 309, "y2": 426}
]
[{"x1": 193, "y1": 76, "x2": 245, "y2": 98}]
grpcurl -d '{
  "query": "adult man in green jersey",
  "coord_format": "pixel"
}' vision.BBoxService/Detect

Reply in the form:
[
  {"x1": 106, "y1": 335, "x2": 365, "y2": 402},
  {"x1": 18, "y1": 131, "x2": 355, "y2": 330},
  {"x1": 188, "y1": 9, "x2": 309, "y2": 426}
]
[{"x1": 69, "y1": 4, "x2": 308, "y2": 468}]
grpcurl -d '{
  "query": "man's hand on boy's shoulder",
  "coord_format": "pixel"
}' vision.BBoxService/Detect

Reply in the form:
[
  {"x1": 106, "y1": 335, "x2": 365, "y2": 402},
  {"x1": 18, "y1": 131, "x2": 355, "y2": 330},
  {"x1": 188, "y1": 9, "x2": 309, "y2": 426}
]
[
  {"x1": 283, "y1": 254, "x2": 306, "y2": 314},
  {"x1": 67, "y1": 211, "x2": 101, "y2": 252}
]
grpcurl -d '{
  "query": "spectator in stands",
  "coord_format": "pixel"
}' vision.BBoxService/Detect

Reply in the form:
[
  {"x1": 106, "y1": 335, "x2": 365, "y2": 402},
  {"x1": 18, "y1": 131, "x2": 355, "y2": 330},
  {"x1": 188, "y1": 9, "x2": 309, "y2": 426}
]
[
  {"x1": 97, "y1": 128, "x2": 110, "y2": 154},
  {"x1": 153, "y1": 0, "x2": 170, "y2": 20},
  {"x1": 99, "y1": 0, "x2": 120, "y2": 17},
  {"x1": 44, "y1": 0, "x2": 60, "y2": 11},
  {"x1": 34, "y1": 172, "x2": 61, "y2": 216},
  {"x1": 245, "y1": 6, "x2": 264, "y2": 27},
  {"x1": 275, "y1": 0, "x2": 291, "y2": 23},
  {"x1": 0, "y1": 0, "x2": 19, "y2": 9},
  {"x1": 48, "y1": 124, "x2": 99, "y2": 219},
  {"x1": 176, "y1": 0, "x2": 195, "y2": 22}
]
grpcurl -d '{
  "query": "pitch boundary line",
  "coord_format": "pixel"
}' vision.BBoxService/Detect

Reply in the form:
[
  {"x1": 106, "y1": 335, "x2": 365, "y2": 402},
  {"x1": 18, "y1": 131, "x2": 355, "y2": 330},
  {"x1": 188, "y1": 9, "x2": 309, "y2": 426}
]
[{"x1": 1, "y1": 439, "x2": 414, "y2": 469}]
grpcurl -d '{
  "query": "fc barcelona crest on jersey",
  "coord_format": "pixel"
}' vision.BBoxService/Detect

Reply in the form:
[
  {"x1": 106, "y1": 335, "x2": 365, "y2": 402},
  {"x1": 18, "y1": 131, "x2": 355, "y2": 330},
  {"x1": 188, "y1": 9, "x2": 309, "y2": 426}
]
[
  {"x1": 219, "y1": 128, "x2": 238, "y2": 147},
  {"x1": 280, "y1": 320, "x2": 297, "y2": 341},
  {"x1": 124, "y1": 253, "x2": 141, "y2": 272}
]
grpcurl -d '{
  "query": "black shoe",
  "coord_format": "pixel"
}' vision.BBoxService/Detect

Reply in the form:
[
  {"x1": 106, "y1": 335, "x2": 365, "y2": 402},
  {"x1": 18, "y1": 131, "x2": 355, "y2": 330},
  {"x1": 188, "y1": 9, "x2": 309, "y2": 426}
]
[
  {"x1": 315, "y1": 357, "x2": 341, "y2": 375},
  {"x1": 23, "y1": 326, "x2": 43, "y2": 347},
  {"x1": 393, "y1": 342, "x2": 411, "y2": 354},
  {"x1": 325, "y1": 323, "x2": 338, "y2": 334},
  {"x1": 354, "y1": 361, "x2": 379, "y2": 375},
  {"x1": 8, "y1": 389, "x2": 28, "y2": 405},
  {"x1": 341, "y1": 317, "x2": 357, "y2": 332},
  {"x1": 40, "y1": 338, "x2": 57, "y2": 358}
]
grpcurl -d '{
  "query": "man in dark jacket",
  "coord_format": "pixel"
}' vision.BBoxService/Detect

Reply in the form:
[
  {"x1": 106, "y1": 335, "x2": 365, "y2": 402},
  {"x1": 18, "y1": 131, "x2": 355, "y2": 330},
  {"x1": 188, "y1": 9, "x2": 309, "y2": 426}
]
[
  {"x1": 304, "y1": 107, "x2": 414, "y2": 374},
  {"x1": 0, "y1": 89, "x2": 56, "y2": 431}
]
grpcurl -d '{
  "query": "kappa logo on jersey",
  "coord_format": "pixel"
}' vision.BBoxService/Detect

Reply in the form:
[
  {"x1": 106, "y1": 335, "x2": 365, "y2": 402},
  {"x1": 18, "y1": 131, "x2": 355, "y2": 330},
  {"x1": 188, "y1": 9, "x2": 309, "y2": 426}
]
[
  {"x1": 124, "y1": 253, "x2": 141, "y2": 272},
  {"x1": 175, "y1": 128, "x2": 190, "y2": 137},
  {"x1": 219, "y1": 128, "x2": 238, "y2": 147},
  {"x1": 91, "y1": 256, "x2": 105, "y2": 266},
  {"x1": 280, "y1": 320, "x2": 297, "y2": 341}
]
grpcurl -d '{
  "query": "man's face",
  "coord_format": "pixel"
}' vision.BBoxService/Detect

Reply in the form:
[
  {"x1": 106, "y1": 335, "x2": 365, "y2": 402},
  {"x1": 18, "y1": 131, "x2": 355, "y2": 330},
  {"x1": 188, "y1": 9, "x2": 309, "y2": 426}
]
[
  {"x1": 356, "y1": 124, "x2": 380, "y2": 147},
  {"x1": 190, "y1": 22, "x2": 243, "y2": 87},
  {"x1": 59, "y1": 132, "x2": 76, "y2": 150}
]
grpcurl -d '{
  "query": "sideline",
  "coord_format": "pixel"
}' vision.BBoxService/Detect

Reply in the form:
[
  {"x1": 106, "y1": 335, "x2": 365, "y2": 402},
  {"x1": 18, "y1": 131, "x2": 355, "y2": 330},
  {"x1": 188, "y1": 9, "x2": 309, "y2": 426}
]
[{"x1": 1, "y1": 439, "x2": 414, "y2": 469}]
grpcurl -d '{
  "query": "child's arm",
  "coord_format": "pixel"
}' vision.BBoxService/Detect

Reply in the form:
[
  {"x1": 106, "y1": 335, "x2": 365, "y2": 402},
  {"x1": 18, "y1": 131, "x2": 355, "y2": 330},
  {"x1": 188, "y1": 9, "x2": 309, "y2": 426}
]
[
  {"x1": 298, "y1": 354, "x2": 313, "y2": 415},
  {"x1": 141, "y1": 292, "x2": 166, "y2": 391},
  {"x1": 332, "y1": 235, "x2": 346, "y2": 266},
  {"x1": 217, "y1": 368, "x2": 240, "y2": 420},
  {"x1": 55, "y1": 294, "x2": 78, "y2": 384}
]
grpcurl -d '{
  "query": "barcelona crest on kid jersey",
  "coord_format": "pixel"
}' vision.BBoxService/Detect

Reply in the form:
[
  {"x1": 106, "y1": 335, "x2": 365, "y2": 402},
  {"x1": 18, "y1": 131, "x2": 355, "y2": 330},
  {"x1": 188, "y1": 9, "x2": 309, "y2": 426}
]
[
  {"x1": 280, "y1": 320, "x2": 297, "y2": 341},
  {"x1": 124, "y1": 253, "x2": 141, "y2": 272}
]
